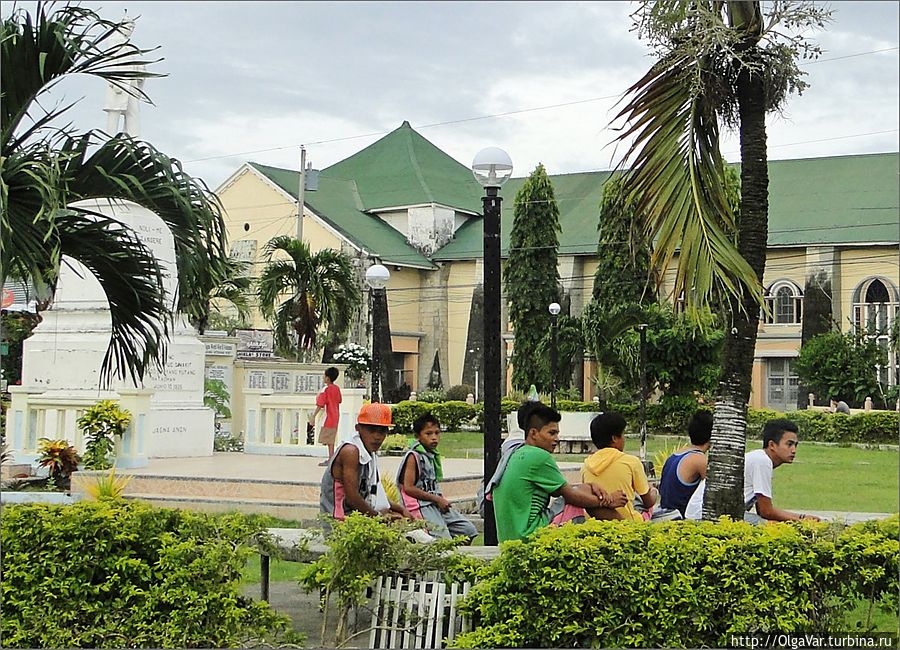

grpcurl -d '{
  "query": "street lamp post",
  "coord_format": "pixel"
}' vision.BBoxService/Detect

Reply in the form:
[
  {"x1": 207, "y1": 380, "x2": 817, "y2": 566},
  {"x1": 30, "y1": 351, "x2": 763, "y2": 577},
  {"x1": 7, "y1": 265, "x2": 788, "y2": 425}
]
[
  {"x1": 637, "y1": 323, "x2": 648, "y2": 464},
  {"x1": 365, "y1": 263, "x2": 391, "y2": 403},
  {"x1": 472, "y1": 147, "x2": 513, "y2": 546},
  {"x1": 549, "y1": 302, "x2": 561, "y2": 409}
]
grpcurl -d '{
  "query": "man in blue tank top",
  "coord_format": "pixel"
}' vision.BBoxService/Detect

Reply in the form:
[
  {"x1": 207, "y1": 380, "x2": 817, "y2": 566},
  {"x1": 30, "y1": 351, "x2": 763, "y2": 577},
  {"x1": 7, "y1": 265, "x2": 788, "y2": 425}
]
[{"x1": 658, "y1": 410, "x2": 712, "y2": 517}]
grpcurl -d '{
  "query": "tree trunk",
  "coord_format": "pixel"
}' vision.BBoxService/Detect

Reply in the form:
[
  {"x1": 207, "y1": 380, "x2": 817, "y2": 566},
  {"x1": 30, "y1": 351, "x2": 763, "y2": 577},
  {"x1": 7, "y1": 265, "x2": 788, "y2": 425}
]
[{"x1": 704, "y1": 61, "x2": 769, "y2": 521}]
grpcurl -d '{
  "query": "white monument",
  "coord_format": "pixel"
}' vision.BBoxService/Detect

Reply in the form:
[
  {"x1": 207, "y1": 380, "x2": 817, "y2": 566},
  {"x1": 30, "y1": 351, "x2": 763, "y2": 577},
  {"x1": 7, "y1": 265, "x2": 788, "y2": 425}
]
[
  {"x1": 16, "y1": 16, "x2": 214, "y2": 464},
  {"x1": 103, "y1": 17, "x2": 144, "y2": 137}
]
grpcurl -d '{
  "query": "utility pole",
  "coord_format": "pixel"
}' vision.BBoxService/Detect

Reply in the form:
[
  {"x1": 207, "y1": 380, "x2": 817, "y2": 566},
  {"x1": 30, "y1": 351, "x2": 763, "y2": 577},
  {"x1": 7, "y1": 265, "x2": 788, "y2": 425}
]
[{"x1": 296, "y1": 145, "x2": 306, "y2": 242}]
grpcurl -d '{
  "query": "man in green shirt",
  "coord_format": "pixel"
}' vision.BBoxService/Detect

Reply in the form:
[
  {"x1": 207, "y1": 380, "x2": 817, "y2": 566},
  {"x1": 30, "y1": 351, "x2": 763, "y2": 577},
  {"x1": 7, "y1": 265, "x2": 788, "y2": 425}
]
[{"x1": 492, "y1": 402, "x2": 626, "y2": 542}]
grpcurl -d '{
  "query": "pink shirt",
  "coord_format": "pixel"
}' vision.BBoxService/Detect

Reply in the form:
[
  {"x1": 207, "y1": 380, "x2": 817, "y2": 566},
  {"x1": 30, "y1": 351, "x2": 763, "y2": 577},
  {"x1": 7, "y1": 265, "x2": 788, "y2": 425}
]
[{"x1": 316, "y1": 383, "x2": 342, "y2": 428}]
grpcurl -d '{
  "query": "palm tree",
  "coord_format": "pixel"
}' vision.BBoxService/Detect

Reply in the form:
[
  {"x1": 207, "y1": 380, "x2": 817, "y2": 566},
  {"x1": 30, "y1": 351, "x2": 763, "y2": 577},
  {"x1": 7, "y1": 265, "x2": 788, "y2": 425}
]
[
  {"x1": 194, "y1": 256, "x2": 253, "y2": 335},
  {"x1": 611, "y1": 1, "x2": 830, "y2": 518},
  {"x1": 256, "y1": 236, "x2": 361, "y2": 359},
  {"x1": 1, "y1": 2, "x2": 229, "y2": 386}
]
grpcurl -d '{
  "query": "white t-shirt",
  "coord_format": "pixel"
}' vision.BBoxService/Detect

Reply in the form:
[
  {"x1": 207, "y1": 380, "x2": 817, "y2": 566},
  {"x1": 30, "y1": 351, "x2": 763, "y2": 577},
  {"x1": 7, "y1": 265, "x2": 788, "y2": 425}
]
[
  {"x1": 743, "y1": 448, "x2": 773, "y2": 509},
  {"x1": 685, "y1": 479, "x2": 705, "y2": 520}
]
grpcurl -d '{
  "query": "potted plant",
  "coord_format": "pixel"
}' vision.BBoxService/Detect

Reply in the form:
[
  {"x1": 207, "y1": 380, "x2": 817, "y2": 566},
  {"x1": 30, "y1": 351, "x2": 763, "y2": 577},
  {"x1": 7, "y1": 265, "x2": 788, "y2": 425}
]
[
  {"x1": 332, "y1": 343, "x2": 372, "y2": 387},
  {"x1": 36, "y1": 438, "x2": 81, "y2": 491}
]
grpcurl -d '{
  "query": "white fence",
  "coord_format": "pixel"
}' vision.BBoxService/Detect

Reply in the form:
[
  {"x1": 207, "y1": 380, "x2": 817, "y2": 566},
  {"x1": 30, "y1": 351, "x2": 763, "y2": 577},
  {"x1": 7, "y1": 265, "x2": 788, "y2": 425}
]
[
  {"x1": 369, "y1": 572, "x2": 472, "y2": 649},
  {"x1": 242, "y1": 388, "x2": 365, "y2": 456},
  {"x1": 5, "y1": 386, "x2": 152, "y2": 467}
]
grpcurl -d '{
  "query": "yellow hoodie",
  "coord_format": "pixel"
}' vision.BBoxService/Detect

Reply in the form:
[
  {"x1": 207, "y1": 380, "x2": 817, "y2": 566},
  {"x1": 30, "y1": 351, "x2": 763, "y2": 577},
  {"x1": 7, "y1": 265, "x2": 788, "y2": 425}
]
[{"x1": 581, "y1": 447, "x2": 650, "y2": 522}]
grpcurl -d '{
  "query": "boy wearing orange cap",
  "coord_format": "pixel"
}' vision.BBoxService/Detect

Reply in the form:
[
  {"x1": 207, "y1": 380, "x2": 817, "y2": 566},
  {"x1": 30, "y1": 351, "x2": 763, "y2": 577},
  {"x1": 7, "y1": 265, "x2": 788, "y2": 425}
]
[{"x1": 320, "y1": 403, "x2": 413, "y2": 524}]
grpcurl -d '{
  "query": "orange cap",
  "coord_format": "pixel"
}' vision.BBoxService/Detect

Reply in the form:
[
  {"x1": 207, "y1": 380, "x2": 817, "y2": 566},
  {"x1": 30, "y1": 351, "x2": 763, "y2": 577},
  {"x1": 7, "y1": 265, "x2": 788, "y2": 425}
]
[{"x1": 357, "y1": 402, "x2": 394, "y2": 429}]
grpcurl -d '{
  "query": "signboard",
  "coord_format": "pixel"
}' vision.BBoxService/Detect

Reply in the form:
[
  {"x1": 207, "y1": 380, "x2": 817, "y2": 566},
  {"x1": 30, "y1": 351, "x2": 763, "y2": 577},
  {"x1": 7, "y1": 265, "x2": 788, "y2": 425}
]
[
  {"x1": 1, "y1": 289, "x2": 13, "y2": 309},
  {"x1": 235, "y1": 329, "x2": 274, "y2": 359}
]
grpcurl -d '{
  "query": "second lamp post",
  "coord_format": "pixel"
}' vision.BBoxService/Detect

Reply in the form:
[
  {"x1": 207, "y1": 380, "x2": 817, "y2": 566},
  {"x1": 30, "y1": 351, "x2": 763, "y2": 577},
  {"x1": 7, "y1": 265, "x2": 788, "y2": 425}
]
[
  {"x1": 365, "y1": 263, "x2": 390, "y2": 403},
  {"x1": 549, "y1": 302, "x2": 561, "y2": 409}
]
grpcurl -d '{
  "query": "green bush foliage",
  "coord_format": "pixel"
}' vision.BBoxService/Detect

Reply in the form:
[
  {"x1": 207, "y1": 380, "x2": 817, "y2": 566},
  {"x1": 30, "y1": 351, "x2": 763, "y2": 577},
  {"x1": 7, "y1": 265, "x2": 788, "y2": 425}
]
[
  {"x1": 1, "y1": 501, "x2": 302, "y2": 648},
  {"x1": 391, "y1": 401, "x2": 433, "y2": 435},
  {"x1": 77, "y1": 400, "x2": 132, "y2": 470},
  {"x1": 796, "y1": 331, "x2": 887, "y2": 408},
  {"x1": 430, "y1": 400, "x2": 477, "y2": 431},
  {"x1": 746, "y1": 408, "x2": 898, "y2": 445},
  {"x1": 416, "y1": 388, "x2": 446, "y2": 403},
  {"x1": 445, "y1": 384, "x2": 475, "y2": 401},
  {"x1": 453, "y1": 517, "x2": 900, "y2": 649}
]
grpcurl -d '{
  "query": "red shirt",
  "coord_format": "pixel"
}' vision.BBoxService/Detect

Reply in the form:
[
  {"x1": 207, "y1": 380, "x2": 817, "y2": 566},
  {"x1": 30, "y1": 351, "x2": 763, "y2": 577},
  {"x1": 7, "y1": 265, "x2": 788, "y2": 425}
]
[{"x1": 316, "y1": 383, "x2": 342, "y2": 428}]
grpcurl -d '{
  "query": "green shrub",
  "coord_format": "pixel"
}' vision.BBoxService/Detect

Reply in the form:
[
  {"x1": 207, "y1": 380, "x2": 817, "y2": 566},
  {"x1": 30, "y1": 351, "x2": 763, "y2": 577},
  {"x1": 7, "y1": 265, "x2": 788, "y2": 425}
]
[
  {"x1": 390, "y1": 401, "x2": 432, "y2": 435},
  {"x1": 430, "y1": 400, "x2": 477, "y2": 431},
  {"x1": 453, "y1": 517, "x2": 899, "y2": 649},
  {"x1": 77, "y1": 400, "x2": 131, "y2": 470},
  {"x1": 416, "y1": 388, "x2": 446, "y2": 403},
  {"x1": 556, "y1": 399, "x2": 598, "y2": 413},
  {"x1": 1, "y1": 501, "x2": 303, "y2": 648},
  {"x1": 445, "y1": 384, "x2": 475, "y2": 401},
  {"x1": 747, "y1": 408, "x2": 898, "y2": 445}
]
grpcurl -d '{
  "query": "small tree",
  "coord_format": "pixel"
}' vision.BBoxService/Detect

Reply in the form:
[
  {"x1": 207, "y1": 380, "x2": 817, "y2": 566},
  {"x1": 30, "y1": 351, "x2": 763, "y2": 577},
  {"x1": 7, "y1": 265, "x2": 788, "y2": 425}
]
[
  {"x1": 796, "y1": 331, "x2": 886, "y2": 408},
  {"x1": 505, "y1": 164, "x2": 561, "y2": 392},
  {"x1": 77, "y1": 400, "x2": 132, "y2": 470}
]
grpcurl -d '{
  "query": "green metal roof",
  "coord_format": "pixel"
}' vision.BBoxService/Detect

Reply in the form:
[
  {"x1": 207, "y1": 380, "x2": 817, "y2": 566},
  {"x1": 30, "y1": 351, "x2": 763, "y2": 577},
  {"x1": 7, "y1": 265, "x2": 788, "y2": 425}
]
[
  {"x1": 321, "y1": 121, "x2": 484, "y2": 214},
  {"x1": 249, "y1": 161, "x2": 434, "y2": 269},
  {"x1": 434, "y1": 151, "x2": 900, "y2": 260}
]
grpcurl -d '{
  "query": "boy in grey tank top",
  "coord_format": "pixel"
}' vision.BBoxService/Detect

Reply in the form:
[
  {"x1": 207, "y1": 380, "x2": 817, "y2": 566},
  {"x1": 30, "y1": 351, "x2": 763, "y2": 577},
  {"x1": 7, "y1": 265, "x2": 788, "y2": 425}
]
[{"x1": 396, "y1": 414, "x2": 477, "y2": 542}]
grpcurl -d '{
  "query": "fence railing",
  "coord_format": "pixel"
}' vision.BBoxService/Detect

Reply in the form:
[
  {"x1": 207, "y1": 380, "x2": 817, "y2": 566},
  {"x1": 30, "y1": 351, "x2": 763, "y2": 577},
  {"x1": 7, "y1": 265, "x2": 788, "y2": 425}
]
[
  {"x1": 6, "y1": 387, "x2": 152, "y2": 467},
  {"x1": 369, "y1": 572, "x2": 472, "y2": 649}
]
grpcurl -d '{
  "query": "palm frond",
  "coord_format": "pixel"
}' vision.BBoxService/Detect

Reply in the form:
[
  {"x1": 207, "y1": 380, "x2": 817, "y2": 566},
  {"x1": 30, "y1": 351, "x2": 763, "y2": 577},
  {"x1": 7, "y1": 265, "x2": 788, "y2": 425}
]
[
  {"x1": 54, "y1": 210, "x2": 168, "y2": 385},
  {"x1": 58, "y1": 132, "x2": 228, "y2": 323},
  {"x1": 611, "y1": 49, "x2": 762, "y2": 316}
]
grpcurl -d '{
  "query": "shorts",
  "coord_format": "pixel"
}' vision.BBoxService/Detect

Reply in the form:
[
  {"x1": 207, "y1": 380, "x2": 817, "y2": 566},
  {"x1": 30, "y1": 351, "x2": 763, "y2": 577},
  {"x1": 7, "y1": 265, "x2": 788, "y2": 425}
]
[{"x1": 318, "y1": 426, "x2": 337, "y2": 446}]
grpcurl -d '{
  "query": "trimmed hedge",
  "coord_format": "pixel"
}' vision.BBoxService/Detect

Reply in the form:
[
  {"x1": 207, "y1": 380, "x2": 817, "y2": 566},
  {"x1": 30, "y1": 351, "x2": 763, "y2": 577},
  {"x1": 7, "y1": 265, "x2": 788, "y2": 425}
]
[
  {"x1": 0, "y1": 501, "x2": 303, "y2": 648},
  {"x1": 453, "y1": 517, "x2": 900, "y2": 649},
  {"x1": 747, "y1": 408, "x2": 898, "y2": 445},
  {"x1": 393, "y1": 398, "x2": 897, "y2": 444}
]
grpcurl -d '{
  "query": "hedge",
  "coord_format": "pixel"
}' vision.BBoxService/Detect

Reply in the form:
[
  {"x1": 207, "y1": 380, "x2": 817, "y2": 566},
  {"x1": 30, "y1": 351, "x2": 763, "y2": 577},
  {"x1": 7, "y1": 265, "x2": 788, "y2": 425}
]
[
  {"x1": 453, "y1": 517, "x2": 900, "y2": 648},
  {"x1": 392, "y1": 398, "x2": 897, "y2": 444},
  {"x1": 0, "y1": 501, "x2": 303, "y2": 648},
  {"x1": 747, "y1": 408, "x2": 898, "y2": 445}
]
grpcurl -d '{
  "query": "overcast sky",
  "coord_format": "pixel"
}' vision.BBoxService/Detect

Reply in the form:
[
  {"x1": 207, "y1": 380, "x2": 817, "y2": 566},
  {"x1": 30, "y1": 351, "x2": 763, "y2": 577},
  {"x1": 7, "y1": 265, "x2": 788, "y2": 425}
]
[{"x1": 8, "y1": 1, "x2": 899, "y2": 190}]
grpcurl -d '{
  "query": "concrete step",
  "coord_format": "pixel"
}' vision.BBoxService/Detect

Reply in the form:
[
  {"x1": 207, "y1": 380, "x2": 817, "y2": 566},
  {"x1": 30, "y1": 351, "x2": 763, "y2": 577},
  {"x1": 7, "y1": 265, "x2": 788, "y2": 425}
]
[{"x1": 123, "y1": 492, "x2": 322, "y2": 521}]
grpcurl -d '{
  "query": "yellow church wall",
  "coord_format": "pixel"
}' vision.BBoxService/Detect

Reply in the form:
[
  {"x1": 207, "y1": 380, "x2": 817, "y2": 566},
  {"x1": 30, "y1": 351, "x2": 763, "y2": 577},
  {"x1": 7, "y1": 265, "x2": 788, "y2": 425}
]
[
  {"x1": 386, "y1": 267, "x2": 422, "y2": 336},
  {"x1": 447, "y1": 261, "x2": 478, "y2": 385},
  {"x1": 838, "y1": 246, "x2": 899, "y2": 330}
]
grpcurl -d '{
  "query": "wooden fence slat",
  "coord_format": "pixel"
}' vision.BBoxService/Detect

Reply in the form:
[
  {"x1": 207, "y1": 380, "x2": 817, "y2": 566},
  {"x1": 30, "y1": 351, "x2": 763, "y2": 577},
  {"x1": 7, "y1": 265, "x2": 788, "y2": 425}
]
[
  {"x1": 369, "y1": 575, "x2": 384, "y2": 649},
  {"x1": 389, "y1": 575, "x2": 404, "y2": 649}
]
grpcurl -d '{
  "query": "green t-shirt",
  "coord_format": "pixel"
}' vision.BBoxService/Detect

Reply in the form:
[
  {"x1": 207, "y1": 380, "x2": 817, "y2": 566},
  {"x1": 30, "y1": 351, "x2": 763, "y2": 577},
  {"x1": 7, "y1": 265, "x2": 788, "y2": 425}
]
[{"x1": 492, "y1": 444, "x2": 567, "y2": 542}]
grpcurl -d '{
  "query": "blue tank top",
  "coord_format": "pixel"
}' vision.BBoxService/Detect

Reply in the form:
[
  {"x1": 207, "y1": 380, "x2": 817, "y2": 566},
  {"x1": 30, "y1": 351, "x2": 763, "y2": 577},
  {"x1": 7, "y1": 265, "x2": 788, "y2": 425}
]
[{"x1": 659, "y1": 449, "x2": 704, "y2": 516}]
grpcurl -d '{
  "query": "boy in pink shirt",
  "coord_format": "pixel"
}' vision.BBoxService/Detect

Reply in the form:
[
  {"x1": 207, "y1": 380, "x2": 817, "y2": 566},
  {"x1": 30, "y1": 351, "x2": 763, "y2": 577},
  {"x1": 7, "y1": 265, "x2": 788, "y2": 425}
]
[{"x1": 311, "y1": 367, "x2": 342, "y2": 466}]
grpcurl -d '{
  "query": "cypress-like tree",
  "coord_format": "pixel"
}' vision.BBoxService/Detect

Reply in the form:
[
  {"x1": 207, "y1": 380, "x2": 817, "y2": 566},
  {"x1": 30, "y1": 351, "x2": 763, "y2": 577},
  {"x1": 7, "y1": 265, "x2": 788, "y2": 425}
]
[{"x1": 504, "y1": 164, "x2": 561, "y2": 392}]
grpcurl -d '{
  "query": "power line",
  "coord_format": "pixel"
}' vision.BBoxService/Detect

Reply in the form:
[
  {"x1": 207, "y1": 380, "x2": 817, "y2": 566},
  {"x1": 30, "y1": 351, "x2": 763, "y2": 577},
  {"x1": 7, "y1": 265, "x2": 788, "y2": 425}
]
[{"x1": 183, "y1": 45, "x2": 900, "y2": 165}]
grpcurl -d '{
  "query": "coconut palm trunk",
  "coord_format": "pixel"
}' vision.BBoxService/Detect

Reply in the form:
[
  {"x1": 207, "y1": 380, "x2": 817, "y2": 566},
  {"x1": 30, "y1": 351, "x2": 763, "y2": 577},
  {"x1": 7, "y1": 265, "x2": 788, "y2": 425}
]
[{"x1": 704, "y1": 61, "x2": 769, "y2": 520}]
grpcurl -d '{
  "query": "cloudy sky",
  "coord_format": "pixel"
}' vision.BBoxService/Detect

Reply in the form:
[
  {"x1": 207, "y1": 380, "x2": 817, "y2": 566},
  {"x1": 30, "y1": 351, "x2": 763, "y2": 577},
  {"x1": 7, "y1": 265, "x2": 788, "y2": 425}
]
[{"x1": 9, "y1": 1, "x2": 899, "y2": 190}]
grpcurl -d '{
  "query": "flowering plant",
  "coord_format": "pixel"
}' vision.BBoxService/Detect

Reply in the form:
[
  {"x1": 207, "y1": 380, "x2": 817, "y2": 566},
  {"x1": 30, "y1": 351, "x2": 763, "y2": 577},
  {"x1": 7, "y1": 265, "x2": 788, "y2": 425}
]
[{"x1": 333, "y1": 343, "x2": 372, "y2": 382}]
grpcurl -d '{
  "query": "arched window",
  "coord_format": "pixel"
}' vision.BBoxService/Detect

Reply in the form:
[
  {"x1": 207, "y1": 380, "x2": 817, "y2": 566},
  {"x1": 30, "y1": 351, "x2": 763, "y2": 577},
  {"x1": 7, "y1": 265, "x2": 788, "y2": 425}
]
[
  {"x1": 764, "y1": 280, "x2": 802, "y2": 325},
  {"x1": 853, "y1": 277, "x2": 899, "y2": 389}
]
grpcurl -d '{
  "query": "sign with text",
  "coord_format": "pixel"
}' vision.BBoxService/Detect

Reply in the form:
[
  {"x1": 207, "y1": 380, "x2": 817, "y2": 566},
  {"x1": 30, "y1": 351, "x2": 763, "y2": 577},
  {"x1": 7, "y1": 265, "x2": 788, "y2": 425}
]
[{"x1": 235, "y1": 329, "x2": 274, "y2": 359}]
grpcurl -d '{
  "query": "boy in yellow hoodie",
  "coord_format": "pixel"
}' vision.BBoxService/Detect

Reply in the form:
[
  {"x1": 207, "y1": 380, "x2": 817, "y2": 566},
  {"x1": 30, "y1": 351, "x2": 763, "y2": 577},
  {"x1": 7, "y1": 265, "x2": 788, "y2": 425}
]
[{"x1": 581, "y1": 412, "x2": 657, "y2": 521}]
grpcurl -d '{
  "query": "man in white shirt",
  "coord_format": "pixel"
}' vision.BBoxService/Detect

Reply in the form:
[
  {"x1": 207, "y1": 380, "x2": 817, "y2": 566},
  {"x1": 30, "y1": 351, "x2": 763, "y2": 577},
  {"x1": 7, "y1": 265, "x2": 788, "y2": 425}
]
[
  {"x1": 685, "y1": 418, "x2": 820, "y2": 523},
  {"x1": 744, "y1": 419, "x2": 820, "y2": 523}
]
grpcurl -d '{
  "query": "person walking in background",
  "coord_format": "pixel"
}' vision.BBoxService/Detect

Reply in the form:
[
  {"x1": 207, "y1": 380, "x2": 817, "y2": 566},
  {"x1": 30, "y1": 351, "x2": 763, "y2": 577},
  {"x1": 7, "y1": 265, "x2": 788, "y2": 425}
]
[
  {"x1": 658, "y1": 410, "x2": 713, "y2": 518},
  {"x1": 311, "y1": 367, "x2": 342, "y2": 466}
]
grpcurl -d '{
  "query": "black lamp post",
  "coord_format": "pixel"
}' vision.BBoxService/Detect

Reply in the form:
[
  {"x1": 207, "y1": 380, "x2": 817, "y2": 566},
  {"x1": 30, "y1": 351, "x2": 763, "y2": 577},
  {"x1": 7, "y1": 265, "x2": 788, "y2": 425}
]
[
  {"x1": 637, "y1": 323, "x2": 648, "y2": 464},
  {"x1": 366, "y1": 263, "x2": 390, "y2": 403},
  {"x1": 549, "y1": 302, "x2": 561, "y2": 409},
  {"x1": 472, "y1": 147, "x2": 513, "y2": 546}
]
